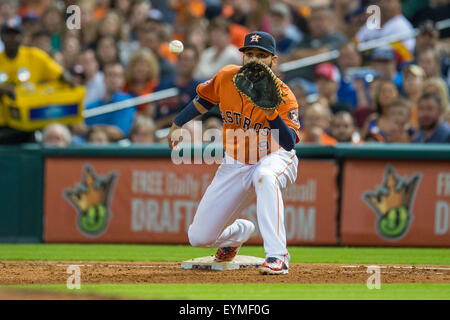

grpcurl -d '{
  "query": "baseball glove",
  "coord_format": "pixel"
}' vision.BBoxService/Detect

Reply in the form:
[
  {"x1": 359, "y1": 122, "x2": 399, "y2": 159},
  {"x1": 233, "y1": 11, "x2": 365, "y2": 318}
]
[{"x1": 233, "y1": 61, "x2": 284, "y2": 111}]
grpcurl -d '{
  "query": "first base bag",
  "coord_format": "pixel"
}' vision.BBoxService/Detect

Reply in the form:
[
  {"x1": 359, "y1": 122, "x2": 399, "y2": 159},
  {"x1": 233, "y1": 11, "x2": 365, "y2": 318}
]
[{"x1": 0, "y1": 81, "x2": 85, "y2": 131}]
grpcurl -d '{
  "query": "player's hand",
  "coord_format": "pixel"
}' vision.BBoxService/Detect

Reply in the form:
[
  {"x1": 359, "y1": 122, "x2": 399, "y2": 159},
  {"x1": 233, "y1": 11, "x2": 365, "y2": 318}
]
[{"x1": 167, "y1": 123, "x2": 182, "y2": 150}]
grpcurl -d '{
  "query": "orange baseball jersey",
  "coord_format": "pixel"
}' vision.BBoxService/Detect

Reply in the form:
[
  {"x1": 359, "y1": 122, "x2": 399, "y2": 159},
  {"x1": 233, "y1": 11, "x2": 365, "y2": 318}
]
[{"x1": 196, "y1": 65, "x2": 300, "y2": 164}]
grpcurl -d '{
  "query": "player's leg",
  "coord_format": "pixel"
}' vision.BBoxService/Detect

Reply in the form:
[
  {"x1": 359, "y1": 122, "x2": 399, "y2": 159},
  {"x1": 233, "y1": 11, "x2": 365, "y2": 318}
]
[
  {"x1": 251, "y1": 149, "x2": 298, "y2": 272},
  {"x1": 188, "y1": 161, "x2": 255, "y2": 249}
]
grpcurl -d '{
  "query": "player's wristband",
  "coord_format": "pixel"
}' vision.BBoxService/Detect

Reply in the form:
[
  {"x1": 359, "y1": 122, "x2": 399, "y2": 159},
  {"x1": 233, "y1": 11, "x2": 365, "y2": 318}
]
[
  {"x1": 195, "y1": 95, "x2": 216, "y2": 110},
  {"x1": 173, "y1": 100, "x2": 201, "y2": 127},
  {"x1": 267, "y1": 115, "x2": 297, "y2": 151}
]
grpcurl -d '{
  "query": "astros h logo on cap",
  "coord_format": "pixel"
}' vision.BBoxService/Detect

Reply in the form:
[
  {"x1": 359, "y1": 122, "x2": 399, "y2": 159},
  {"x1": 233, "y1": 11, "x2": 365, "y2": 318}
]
[
  {"x1": 239, "y1": 31, "x2": 277, "y2": 56},
  {"x1": 250, "y1": 34, "x2": 261, "y2": 42}
]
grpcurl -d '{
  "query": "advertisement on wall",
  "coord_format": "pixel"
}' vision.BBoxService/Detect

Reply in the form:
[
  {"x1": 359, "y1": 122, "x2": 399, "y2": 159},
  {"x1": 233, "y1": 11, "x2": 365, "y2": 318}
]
[
  {"x1": 341, "y1": 159, "x2": 450, "y2": 247},
  {"x1": 44, "y1": 158, "x2": 338, "y2": 245}
]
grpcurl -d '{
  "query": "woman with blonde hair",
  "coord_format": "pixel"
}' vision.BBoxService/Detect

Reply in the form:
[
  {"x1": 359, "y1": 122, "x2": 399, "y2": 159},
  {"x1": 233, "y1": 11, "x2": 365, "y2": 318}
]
[
  {"x1": 124, "y1": 49, "x2": 160, "y2": 114},
  {"x1": 96, "y1": 9, "x2": 125, "y2": 41}
]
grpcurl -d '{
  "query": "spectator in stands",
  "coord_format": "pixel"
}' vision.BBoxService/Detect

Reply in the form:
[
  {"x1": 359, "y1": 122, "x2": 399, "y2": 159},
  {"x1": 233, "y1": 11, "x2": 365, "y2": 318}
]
[
  {"x1": 356, "y1": 0, "x2": 415, "y2": 65},
  {"x1": 369, "y1": 48, "x2": 401, "y2": 86},
  {"x1": 315, "y1": 63, "x2": 352, "y2": 114},
  {"x1": 284, "y1": 6, "x2": 347, "y2": 82},
  {"x1": 138, "y1": 26, "x2": 176, "y2": 80},
  {"x1": 96, "y1": 36, "x2": 120, "y2": 71},
  {"x1": 0, "y1": 1, "x2": 20, "y2": 37},
  {"x1": 30, "y1": 30, "x2": 52, "y2": 55},
  {"x1": 360, "y1": 80, "x2": 399, "y2": 142},
  {"x1": 193, "y1": 17, "x2": 242, "y2": 81},
  {"x1": 60, "y1": 35, "x2": 81, "y2": 69},
  {"x1": 300, "y1": 102, "x2": 337, "y2": 145},
  {"x1": 153, "y1": 44, "x2": 202, "y2": 129},
  {"x1": 402, "y1": 65, "x2": 426, "y2": 128},
  {"x1": 412, "y1": 0, "x2": 450, "y2": 39},
  {"x1": 385, "y1": 98, "x2": 416, "y2": 143},
  {"x1": 0, "y1": 20, "x2": 75, "y2": 144},
  {"x1": 129, "y1": 115, "x2": 156, "y2": 144},
  {"x1": 332, "y1": 0, "x2": 365, "y2": 38},
  {"x1": 76, "y1": 49, "x2": 106, "y2": 106},
  {"x1": 143, "y1": 9, "x2": 166, "y2": 36},
  {"x1": 40, "y1": 4, "x2": 64, "y2": 52},
  {"x1": 202, "y1": 2, "x2": 250, "y2": 51},
  {"x1": 85, "y1": 62, "x2": 136, "y2": 137},
  {"x1": 268, "y1": 2, "x2": 302, "y2": 56},
  {"x1": 245, "y1": 0, "x2": 270, "y2": 31},
  {"x1": 113, "y1": 0, "x2": 133, "y2": 21},
  {"x1": 42, "y1": 123, "x2": 72, "y2": 147},
  {"x1": 415, "y1": 20, "x2": 440, "y2": 54},
  {"x1": 185, "y1": 19, "x2": 209, "y2": 57},
  {"x1": 128, "y1": 0, "x2": 152, "y2": 41},
  {"x1": 423, "y1": 77, "x2": 449, "y2": 114},
  {"x1": 415, "y1": 21, "x2": 450, "y2": 89},
  {"x1": 19, "y1": 13, "x2": 41, "y2": 47},
  {"x1": 413, "y1": 92, "x2": 450, "y2": 143},
  {"x1": 143, "y1": 9, "x2": 178, "y2": 64},
  {"x1": 96, "y1": 9, "x2": 124, "y2": 41},
  {"x1": 86, "y1": 125, "x2": 110, "y2": 145},
  {"x1": 227, "y1": 0, "x2": 250, "y2": 27},
  {"x1": 336, "y1": 42, "x2": 364, "y2": 109},
  {"x1": 417, "y1": 47, "x2": 444, "y2": 81},
  {"x1": 329, "y1": 111, "x2": 360, "y2": 144},
  {"x1": 415, "y1": 20, "x2": 450, "y2": 62},
  {"x1": 77, "y1": 0, "x2": 98, "y2": 48},
  {"x1": 170, "y1": 0, "x2": 206, "y2": 42},
  {"x1": 123, "y1": 49, "x2": 160, "y2": 115},
  {"x1": 288, "y1": 80, "x2": 308, "y2": 110}
]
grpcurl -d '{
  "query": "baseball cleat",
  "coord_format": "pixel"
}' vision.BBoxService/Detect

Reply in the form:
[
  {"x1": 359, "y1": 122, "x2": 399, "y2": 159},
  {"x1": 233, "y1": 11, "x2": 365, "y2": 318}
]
[
  {"x1": 259, "y1": 257, "x2": 289, "y2": 275},
  {"x1": 214, "y1": 246, "x2": 240, "y2": 262}
]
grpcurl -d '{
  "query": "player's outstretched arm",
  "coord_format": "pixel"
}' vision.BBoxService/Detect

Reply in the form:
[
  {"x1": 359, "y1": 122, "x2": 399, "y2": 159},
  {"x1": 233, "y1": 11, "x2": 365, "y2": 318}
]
[{"x1": 167, "y1": 96, "x2": 215, "y2": 150}]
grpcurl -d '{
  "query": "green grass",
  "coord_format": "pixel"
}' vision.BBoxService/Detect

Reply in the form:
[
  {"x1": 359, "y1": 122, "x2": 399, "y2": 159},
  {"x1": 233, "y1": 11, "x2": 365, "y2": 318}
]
[
  {"x1": 0, "y1": 244, "x2": 449, "y2": 265},
  {"x1": 1, "y1": 244, "x2": 448, "y2": 300},
  {"x1": 1, "y1": 283, "x2": 449, "y2": 300}
]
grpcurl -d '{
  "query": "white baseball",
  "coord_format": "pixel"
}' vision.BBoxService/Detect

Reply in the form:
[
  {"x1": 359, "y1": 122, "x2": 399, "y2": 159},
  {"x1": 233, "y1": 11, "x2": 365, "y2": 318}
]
[{"x1": 169, "y1": 40, "x2": 184, "y2": 54}]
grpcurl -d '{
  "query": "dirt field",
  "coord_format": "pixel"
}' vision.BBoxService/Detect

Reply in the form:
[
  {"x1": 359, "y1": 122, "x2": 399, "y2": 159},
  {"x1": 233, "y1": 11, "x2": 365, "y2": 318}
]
[{"x1": 1, "y1": 261, "x2": 449, "y2": 287}]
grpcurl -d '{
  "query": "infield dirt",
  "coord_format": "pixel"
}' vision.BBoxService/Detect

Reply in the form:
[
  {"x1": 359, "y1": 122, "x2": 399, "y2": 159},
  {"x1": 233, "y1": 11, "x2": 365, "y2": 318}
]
[{"x1": 1, "y1": 260, "x2": 449, "y2": 285}]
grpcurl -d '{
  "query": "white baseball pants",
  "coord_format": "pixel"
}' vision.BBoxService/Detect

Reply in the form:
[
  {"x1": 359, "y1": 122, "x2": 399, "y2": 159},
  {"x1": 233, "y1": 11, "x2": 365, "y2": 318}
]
[{"x1": 188, "y1": 148, "x2": 298, "y2": 261}]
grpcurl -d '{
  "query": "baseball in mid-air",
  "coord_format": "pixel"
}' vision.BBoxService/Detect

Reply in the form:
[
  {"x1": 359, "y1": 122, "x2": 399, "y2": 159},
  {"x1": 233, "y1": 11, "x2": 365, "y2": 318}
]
[{"x1": 169, "y1": 40, "x2": 184, "y2": 54}]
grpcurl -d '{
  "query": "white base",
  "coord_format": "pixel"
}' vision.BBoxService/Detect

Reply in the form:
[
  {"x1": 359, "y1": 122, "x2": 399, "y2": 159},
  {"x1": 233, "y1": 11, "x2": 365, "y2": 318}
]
[{"x1": 181, "y1": 255, "x2": 265, "y2": 271}]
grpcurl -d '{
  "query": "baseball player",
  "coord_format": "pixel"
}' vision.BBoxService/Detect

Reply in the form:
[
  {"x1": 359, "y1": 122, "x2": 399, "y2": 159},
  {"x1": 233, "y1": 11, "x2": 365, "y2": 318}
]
[{"x1": 168, "y1": 31, "x2": 300, "y2": 275}]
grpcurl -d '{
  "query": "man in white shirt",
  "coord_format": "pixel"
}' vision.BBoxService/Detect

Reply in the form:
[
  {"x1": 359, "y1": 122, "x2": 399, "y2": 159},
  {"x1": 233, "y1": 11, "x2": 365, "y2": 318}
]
[{"x1": 356, "y1": 0, "x2": 415, "y2": 59}]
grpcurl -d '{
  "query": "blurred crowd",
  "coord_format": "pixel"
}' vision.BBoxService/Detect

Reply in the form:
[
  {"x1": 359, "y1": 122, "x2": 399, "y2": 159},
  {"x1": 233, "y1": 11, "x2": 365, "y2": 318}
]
[{"x1": 0, "y1": 0, "x2": 449, "y2": 147}]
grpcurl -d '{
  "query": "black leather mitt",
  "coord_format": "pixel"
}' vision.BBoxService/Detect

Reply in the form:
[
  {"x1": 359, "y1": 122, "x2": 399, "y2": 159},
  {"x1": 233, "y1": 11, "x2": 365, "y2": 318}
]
[{"x1": 233, "y1": 61, "x2": 284, "y2": 111}]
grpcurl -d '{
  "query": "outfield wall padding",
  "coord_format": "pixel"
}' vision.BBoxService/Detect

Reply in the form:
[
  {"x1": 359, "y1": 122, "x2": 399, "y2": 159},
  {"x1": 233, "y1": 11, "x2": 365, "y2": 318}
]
[{"x1": 0, "y1": 143, "x2": 449, "y2": 246}]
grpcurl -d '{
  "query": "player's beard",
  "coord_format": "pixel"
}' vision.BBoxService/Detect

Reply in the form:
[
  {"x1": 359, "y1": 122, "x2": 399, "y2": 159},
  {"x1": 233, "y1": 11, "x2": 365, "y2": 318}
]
[{"x1": 243, "y1": 58, "x2": 273, "y2": 69}]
